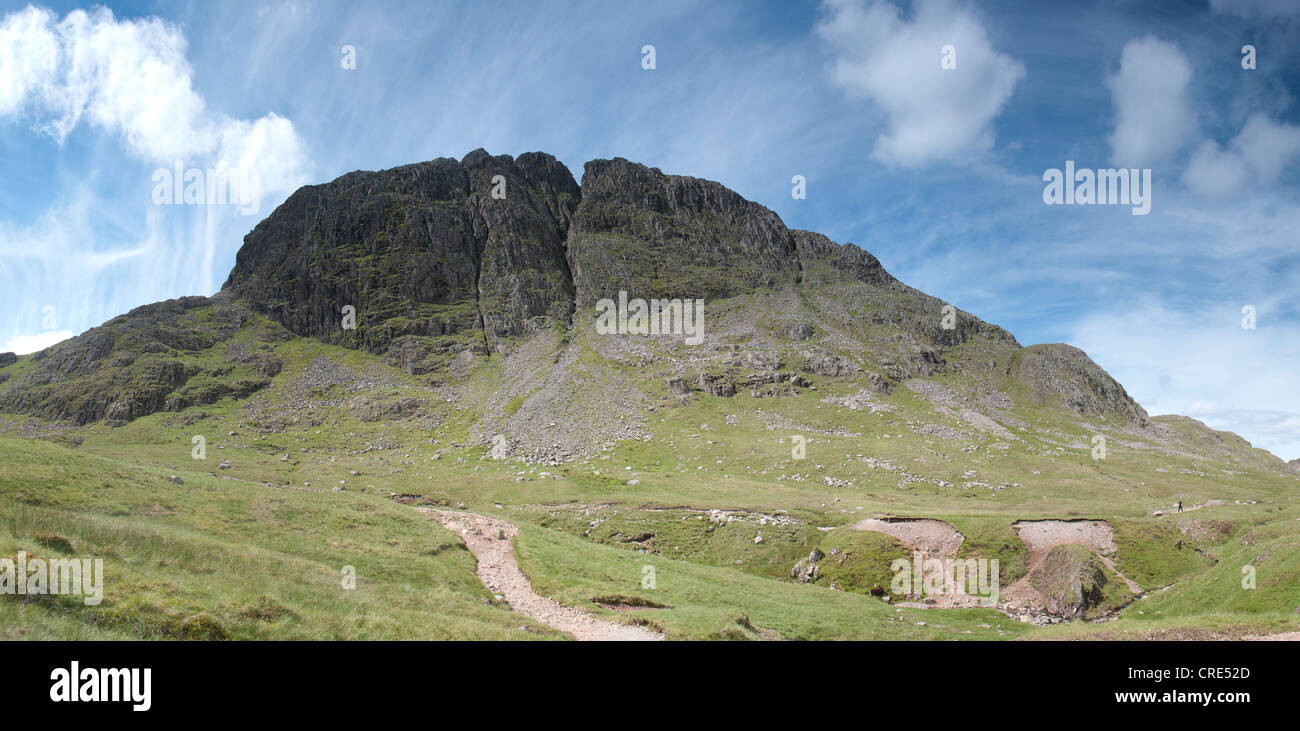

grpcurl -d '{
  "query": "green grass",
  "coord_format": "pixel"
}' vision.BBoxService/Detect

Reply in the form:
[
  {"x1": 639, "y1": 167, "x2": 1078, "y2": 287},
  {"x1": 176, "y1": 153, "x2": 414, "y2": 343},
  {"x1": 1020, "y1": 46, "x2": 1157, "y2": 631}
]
[
  {"x1": 514, "y1": 523, "x2": 1022, "y2": 640},
  {"x1": 1110, "y1": 519, "x2": 1214, "y2": 590},
  {"x1": 804, "y1": 528, "x2": 911, "y2": 596},
  {"x1": 0, "y1": 435, "x2": 560, "y2": 640},
  {"x1": 3, "y1": 294, "x2": 1299, "y2": 640}
]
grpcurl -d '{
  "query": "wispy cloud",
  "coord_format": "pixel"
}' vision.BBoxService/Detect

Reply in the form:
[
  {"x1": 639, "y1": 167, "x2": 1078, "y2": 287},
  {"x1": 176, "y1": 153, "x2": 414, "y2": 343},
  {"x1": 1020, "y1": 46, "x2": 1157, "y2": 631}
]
[
  {"x1": 1184, "y1": 113, "x2": 1300, "y2": 197},
  {"x1": 0, "y1": 3, "x2": 314, "y2": 345}
]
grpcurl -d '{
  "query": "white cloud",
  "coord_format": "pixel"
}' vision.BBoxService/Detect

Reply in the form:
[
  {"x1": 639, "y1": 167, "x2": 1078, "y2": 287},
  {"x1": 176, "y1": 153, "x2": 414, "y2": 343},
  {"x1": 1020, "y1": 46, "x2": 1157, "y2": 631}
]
[
  {"x1": 1106, "y1": 36, "x2": 1196, "y2": 167},
  {"x1": 1209, "y1": 0, "x2": 1300, "y2": 17},
  {"x1": 1106, "y1": 36, "x2": 1300, "y2": 197},
  {"x1": 1184, "y1": 114, "x2": 1300, "y2": 197},
  {"x1": 1233, "y1": 114, "x2": 1300, "y2": 184},
  {"x1": 4, "y1": 330, "x2": 73, "y2": 355},
  {"x1": 816, "y1": 0, "x2": 1024, "y2": 167},
  {"x1": 1183, "y1": 139, "x2": 1251, "y2": 198},
  {"x1": 0, "y1": 4, "x2": 315, "y2": 353},
  {"x1": 0, "y1": 5, "x2": 309, "y2": 196}
]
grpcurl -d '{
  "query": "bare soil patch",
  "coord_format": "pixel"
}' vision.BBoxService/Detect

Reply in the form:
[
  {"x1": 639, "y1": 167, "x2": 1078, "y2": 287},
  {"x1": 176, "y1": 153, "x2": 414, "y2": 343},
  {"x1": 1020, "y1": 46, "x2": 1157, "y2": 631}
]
[
  {"x1": 1002, "y1": 519, "x2": 1141, "y2": 617},
  {"x1": 850, "y1": 517, "x2": 965, "y2": 558}
]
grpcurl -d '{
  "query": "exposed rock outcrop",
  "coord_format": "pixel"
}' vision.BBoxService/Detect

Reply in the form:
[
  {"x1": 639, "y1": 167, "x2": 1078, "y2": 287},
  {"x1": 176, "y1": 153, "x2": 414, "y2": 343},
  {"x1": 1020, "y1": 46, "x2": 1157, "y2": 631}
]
[
  {"x1": 567, "y1": 158, "x2": 802, "y2": 307},
  {"x1": 791, "y1": 548, "x2": 825, "y2": 583},
  {"x1": 1017, "y1": 343, "x2": 1149, "y2": 423},
  {"x1": 0, "y1": 296, "x2": 275, "y2": 426},
  {"x1": 222, "y1": 149, "x2": 579, "y2": 355}
]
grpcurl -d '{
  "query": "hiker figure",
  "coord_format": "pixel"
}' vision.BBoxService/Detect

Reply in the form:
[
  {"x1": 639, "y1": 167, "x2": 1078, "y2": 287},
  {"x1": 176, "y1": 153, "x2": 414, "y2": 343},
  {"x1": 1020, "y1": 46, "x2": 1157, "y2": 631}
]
[{"x1": 1177, "y1": 501, "x2": 1183, "y2": 512}]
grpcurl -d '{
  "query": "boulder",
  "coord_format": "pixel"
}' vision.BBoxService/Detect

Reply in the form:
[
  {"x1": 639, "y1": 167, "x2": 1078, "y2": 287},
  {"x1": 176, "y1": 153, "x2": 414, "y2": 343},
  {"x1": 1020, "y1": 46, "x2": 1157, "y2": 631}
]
[
  {"x1": 791, "y1": 549, "x2": 825, "y2": 583},
  {"x1": 695, "y1": 373, "x2": 735, "y2": 397}
]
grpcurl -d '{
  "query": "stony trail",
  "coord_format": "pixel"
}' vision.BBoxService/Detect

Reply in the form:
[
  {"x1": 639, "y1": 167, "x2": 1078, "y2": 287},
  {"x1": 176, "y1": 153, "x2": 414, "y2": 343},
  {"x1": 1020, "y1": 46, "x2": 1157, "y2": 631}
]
[
  {"x1": 418, "y1": 508, "x2": 663, "y2": 641},
  {"x1": 1149, "y1": 499, "x2": 1227, "y2": 517},
  {"x1": 1249, "y1": 632, "x2": 1300, "y2": 641}
]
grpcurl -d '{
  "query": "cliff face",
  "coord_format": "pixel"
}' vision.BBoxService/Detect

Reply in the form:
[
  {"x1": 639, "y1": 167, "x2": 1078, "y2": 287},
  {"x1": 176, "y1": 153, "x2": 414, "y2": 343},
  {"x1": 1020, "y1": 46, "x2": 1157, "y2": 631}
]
[
  {"x1": 566, "y1": 158, "x2": 802, "y2": 307},
  {"x1": 1017, "y1": 344, "x2": 1149, "y2": 424},
  {"x1": 221, "y1": 151, "x2": 1023, "y2": 358},
  {"x1": 221, "y1": 149, "x2": 580, "y2": 356}
]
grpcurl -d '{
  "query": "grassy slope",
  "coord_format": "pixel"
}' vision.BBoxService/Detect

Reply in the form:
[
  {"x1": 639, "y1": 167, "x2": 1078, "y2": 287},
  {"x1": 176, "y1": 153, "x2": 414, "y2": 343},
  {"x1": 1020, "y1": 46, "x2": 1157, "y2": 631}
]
[
  {"x1": 1, "y1": 294, "x2": 1297, "y2": 640},
  {"x1": 0, "y1": 436, "x2": 560, "y2": 640}
]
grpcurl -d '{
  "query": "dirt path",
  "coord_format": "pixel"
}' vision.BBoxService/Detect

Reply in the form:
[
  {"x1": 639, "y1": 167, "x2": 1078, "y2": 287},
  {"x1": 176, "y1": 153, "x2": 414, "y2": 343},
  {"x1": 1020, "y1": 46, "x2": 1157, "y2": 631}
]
[
  {"x1": 1150, "y1": 499, "x2": 1226, "y2": 517},
  {"x1": 1095, "y1": 554, "x2": 1143, "y2": 594},
  {"x1": 418, "y1": 508, "x2": 663, "y2": 641},
  {"x1": 1248, "y1": 632, "x2": 1300, "y2": 641}
]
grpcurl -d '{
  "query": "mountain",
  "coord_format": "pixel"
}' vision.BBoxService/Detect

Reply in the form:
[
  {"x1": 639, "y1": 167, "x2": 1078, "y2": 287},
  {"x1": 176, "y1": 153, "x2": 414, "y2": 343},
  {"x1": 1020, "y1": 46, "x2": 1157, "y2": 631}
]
[
  {"x1": 0, "y1": 149, "x2": 1162, "y2": 442},
  {"x1": 2, "y1": 150, "x2": 1296, "y2": 640}
]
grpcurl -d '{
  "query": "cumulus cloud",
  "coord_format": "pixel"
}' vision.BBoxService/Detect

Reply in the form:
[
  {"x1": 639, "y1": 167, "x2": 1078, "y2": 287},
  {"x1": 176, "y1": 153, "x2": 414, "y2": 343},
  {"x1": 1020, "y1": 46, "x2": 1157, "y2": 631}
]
[
  {"x1": 1184, "y1": 114, "x2": 1300, "y2": 197},
  {"x1": 816, "y1": 0, "x2": 1024, "y2": 167},
  {"x1": 0, "y1": 5, "x2": 309, "y2": 195},
  {"x1": 1106, "y1": 36, "x2": 1196, "y2": 167},
  {"x1": 3, "y1": 330, "x2": 73, "y2": 355}
]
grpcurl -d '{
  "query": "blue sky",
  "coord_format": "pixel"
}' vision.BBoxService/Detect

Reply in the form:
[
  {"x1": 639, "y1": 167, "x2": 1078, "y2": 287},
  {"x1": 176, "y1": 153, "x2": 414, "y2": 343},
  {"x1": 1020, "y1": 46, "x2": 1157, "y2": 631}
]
[{"x1": 2, "y1": 0, "x2": 1299, "y2": 459}]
